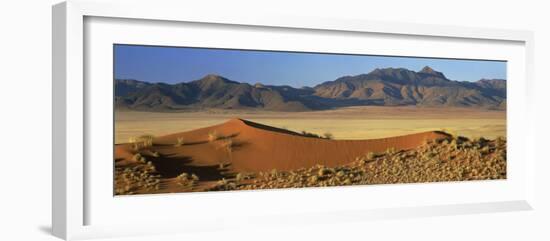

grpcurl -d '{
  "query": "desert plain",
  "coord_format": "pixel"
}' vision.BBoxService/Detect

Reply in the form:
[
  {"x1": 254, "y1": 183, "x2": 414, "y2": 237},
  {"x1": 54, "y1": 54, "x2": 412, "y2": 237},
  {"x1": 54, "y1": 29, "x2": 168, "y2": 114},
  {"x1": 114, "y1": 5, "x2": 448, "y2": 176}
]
[{"x1": 115, "y1": 106, "x2": 505, "y2": 144}]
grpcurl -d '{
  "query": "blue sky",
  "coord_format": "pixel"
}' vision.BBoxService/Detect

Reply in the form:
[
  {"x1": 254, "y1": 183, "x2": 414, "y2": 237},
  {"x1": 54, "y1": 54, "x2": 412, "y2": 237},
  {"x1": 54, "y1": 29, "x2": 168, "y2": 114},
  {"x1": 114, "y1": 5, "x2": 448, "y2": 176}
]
[{"x1": 114, "y1": 44, "x2": 506, "y2": 87}]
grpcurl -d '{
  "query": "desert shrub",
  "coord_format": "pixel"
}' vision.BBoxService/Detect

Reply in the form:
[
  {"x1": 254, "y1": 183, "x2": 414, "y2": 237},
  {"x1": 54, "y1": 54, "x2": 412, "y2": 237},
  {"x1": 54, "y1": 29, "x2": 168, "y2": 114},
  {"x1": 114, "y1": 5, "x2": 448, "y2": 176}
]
[
  {"x1": 191, "y1": 174, "x2": 199, "y2": 181},
  {"x1": 318, "y1": 166, "x2": 328, "y2": 176},
  {"x1": 176, "y1": 172, "x2": 198, "y2": 187},
  {"x1": 270, "y1": 169, "x2": 279, "y2": 178},
  {"x1": 480, "y1": 145, "x2": 490, "y2": 154},
  {"x1": 422, "y1": 138, "x2": 432, "y2": 146},
  {"x1": 235, "y1": 173, "x2": 244, "y2": 183},
  {"x1": 208, "y1": 131, "x2": 220, "y2": 142},
  {"x1": 131, "y1": 142, "x2": 141, "y2": 151},
  {"x1": 177, "y1": 173, "x2": 189, "y2": 180},
  {"x1": 308, "y1": 175, "x2": 318, "y2": 184},
  {"x1": 138, "y1": 134, "x2": 154, "y2": 147},
  {"x1": 366, "y1": 152, "x2": 375, "y2": 160},
  {"x1": 128, "y1": 137, "x2": 138, "y2": 150},
  {"x1": 323, "y1": 132, "x2": 334, "y2": 140},
  {"x1": 144, "y1": 136, "x2": 154, "y2": 147},
  {"x1": 495, "y1": 136, "x2": 505, "y2": 147},
  {"x1": 175, "y1": 137, "x2": 185, "y2": 147},
  {"x1": 343, "y1": 178, "x2": 352, "y2": 185},
  {"x1": 145, "y1": 161, "x2": 156, "y2": 172},
  {"x1": 114, "y1": 166, "x2": 161, "y2": 195},
  {"x1": 132, "y1": 153, "x2": 142, "y2": 162},
  {"x1": 131, "y1": 153, "x2": 147, "y2": 163},
  {"x1": 219, "y1": 138, "x2": 234, "y2": 167},
  {"x1": 449, "y1": 139, "x2": 458, "y2": 150},
  {"x1": 217, "y1": 178, "x2": 228, "y2": 186},
  {"x1": 138, "y1": 156, "x2": 146, "y2": 163},
  {"x1": 301, "y1": 130, "x2": 322, "y2": 138},
  {"x1": 129, "y1": 134, "x2": 154, "y2": 150},
  {"x1": 221, "y1": 139, "x2": 233, "y2": 152}
]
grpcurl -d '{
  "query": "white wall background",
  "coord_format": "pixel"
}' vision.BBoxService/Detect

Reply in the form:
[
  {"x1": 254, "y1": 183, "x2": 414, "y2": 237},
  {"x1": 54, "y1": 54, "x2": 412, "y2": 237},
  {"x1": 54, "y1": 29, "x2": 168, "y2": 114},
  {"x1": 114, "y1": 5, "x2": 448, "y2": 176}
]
[{"x1": 0, "y1": 0, "x2": 548, "y2": 240}]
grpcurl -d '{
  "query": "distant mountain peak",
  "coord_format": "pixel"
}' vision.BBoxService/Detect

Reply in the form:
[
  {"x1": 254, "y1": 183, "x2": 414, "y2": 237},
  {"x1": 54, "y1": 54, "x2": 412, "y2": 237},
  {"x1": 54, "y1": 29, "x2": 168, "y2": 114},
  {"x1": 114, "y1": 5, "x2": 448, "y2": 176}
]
[
  {"x1": 202, "y1": 74, "x2": 226, "y2": 81},
  {"x1": 419, "y1": 66, "x2": 446, "y2": 78},
  {"x1": 254, "y1": 82, "x2": 265, "y2": 87},
  {"x1": 420, "y1": 66, "x2": 436, "y2": 73},
  {"x1": 194, "y1": 74, "x2": 238, "y2": 86}
]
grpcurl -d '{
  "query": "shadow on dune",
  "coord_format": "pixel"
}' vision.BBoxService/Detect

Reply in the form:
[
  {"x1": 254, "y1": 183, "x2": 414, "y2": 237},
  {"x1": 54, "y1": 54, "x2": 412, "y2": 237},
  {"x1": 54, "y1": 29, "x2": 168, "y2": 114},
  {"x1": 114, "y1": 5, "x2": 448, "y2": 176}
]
[
  {"x1": 147, "y1": 154, "x2": 226, "y2": 181},
  {"x1": 230, "y1": 140, "x2": 248, "y2": 152},
  {"x1": 239, "y1": 119, "x2": 308, "y2": 137}
]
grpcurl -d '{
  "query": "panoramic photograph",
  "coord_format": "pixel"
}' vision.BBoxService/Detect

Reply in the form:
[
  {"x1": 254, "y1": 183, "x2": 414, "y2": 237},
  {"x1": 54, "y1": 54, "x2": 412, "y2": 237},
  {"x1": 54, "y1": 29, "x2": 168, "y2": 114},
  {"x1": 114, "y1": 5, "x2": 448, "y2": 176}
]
[{"x1": 113, "y1": 44, "x2": 507, "y2": 195}]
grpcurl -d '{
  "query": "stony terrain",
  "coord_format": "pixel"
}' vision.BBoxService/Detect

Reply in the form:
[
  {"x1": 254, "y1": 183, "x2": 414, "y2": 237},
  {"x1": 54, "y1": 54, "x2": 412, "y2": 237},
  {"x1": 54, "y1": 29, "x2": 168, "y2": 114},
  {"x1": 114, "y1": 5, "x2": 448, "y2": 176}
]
[
  {"x1": 207, "y1": 135, "x2": 506, "y2": 191},
  {"x1": 114, "y1": 119, "x2": 506, "y2": 195}
]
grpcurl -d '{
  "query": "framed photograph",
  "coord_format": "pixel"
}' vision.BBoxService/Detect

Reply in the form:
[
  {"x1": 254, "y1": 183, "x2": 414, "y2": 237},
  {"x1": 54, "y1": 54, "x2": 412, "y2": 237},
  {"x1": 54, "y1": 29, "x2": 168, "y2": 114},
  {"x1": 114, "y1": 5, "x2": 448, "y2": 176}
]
[{"x1": 52, "y1": 0, "x2": 535, "y2": 240}]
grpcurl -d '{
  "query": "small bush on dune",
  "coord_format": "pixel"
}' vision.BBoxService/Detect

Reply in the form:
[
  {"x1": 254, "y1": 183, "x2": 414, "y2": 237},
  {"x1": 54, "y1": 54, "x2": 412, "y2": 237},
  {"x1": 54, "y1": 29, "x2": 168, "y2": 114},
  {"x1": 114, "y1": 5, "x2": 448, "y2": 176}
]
[
  {"x1": 208, "y1": 131, "x2": 221, "y2": 142},
  {"x1": 132, "y1": 153, "x2": 142, "y2": 162},
  {"x1": 114, "y1": 165, "x2": 161, "y2": 195},
  {"x1": 221, "y1": 139, "x2": 233, "y2": 152},
  {"x1": 422, "y1": 138, "x2": 432, "y2": 146},
  {"x1": 177, "y1": 172, "x2": 188, "y2": 180},
  {"x1": 217, "y1": 138, "x2": 234, "y2": 169},
  {"x1": 129, "y1": 134, "x2": 155, "y2": 150},
  {"x1": 270, "y1": 169, "x2": 278, "y2": 178},
  {"x1": 175, "y1": 137, "x2": 185, "y2": 147},
  {"x1": 217, "y1": 178, "x2": 228, "y2": 186},
  {"x1": 495, "y1": 136, "x2": 506, "y2": 147},
  {"x1": 191, "y1": 174, "x2": 199, "y2": 181},
  {"x1": 323, "y1": 132, "x2": 334, "y2": 140},
  {"x1": 129, "y1": 137, "x2": 140, "y2": 150},
  {"x1": 308, "y1": 175, "x2": 318, "y2": 184},
  {"x1": 137, "y1": 134, "x2": 154, "y2": 147},
  {"x1": 235, "y1": 173, "x2": 244, "y2": 183},
  {"x1": 176, "y1": 172, "x2": 199, "y2": 187},
  {"x1": 366, "y1": 152, "x2": 376, "y2": 160},
  {"x1": 145, "y1": 161, "x2": 156, "y2": 172},
  {"x1": 318, "y1": 167, "x2": 328, "y2": 176},
  {"x1": 301, "y1": 130, "x2": 322, "y2": 138},
  {"x1": 131, "y1": 142, "x2": 141, "y2": 151}
]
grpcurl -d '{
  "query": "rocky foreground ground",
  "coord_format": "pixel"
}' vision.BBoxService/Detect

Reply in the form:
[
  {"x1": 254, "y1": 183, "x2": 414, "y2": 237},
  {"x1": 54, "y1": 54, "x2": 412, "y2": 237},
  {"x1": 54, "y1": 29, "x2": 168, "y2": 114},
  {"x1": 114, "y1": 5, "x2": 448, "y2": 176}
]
[{"x1": 115, "y1": 134, "x2": 506, "y2": 195}]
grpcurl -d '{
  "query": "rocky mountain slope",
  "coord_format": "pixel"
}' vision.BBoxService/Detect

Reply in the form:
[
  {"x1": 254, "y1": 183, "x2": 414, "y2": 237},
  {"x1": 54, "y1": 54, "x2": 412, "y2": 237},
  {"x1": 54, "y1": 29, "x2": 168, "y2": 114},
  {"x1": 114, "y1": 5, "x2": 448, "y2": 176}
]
[{"x1": 115, "y1": 66, "x2": 506, "y2": 111}]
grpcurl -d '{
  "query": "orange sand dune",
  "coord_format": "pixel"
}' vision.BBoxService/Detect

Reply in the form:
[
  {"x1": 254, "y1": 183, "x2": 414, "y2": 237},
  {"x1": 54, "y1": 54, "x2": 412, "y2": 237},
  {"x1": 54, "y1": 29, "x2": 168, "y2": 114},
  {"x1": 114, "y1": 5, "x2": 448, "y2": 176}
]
[{"x1": 127, "y1": 118, "x2": 451, "y2": 174}]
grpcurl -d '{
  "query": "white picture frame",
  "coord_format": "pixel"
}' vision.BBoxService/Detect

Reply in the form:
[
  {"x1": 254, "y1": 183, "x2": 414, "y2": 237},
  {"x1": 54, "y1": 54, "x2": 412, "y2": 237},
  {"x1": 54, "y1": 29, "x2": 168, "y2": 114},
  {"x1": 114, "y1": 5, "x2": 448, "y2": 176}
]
[{"x1": 52, "y1": 0, "x2": 535, "y2": 240}]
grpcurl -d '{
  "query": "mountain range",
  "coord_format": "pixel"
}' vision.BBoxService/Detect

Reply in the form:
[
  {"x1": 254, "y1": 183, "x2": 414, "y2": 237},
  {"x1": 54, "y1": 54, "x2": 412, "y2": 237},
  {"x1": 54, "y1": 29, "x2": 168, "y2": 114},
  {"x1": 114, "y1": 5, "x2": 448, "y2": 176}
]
[{"x1": 115, "y1": 66, "x2": 506, "y2": 111}]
